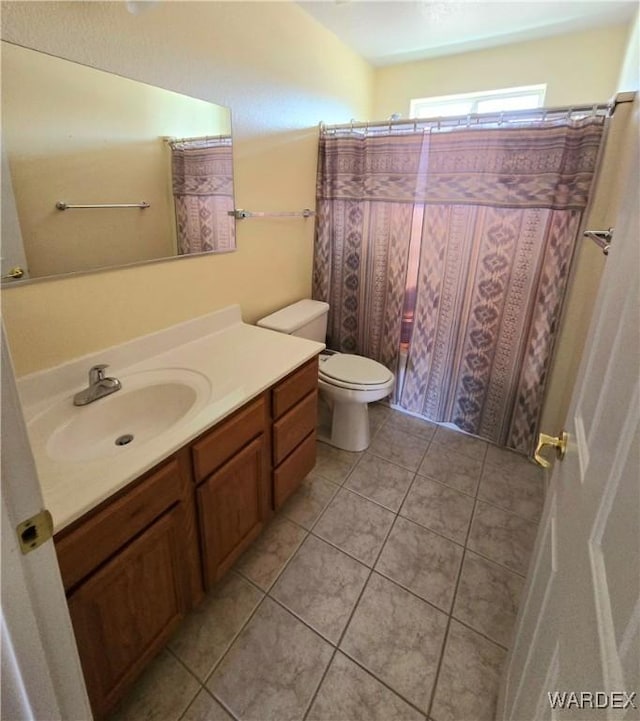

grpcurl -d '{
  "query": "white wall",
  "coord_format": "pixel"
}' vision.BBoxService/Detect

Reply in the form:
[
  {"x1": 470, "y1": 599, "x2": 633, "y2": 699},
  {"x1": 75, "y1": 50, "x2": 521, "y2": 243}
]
[{"x1": 373, "y1": 24, "x2": 630, "y2": 118}]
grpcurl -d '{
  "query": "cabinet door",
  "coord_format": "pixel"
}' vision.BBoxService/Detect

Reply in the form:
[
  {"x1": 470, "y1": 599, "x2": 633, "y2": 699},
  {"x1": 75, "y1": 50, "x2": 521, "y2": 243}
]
[
  {"x1": 67, "y1": 507, "x2": 188, "y2": 719},
  {"x1": 198, "y1": 436, "x2": 267, "y2": 586}
]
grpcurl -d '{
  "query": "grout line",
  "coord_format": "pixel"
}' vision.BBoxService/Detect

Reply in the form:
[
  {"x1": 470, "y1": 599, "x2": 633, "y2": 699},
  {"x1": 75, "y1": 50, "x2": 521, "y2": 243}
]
[
  {"x1": 471, "y1": 494, "x2": 544, "y2": 527},
  {"x1": 413, "y1": 468, "x2": 481, "y2": 500},
  {"x1": 177, "y1": 684, "x2": 241, "y2": 721},
  {"x1": 331, "y1": 480, "x2": 405, "y2": 515},
  {"x1": 302, "y1": 453, "x2": 428, "y2": 720},
  {"x1": 424, "y1": 439, "x2": 494, "y2": 720},
  {"x1": 460, "y1": 545, "x2": 529, "y2": 580},
  {"x1": 173, "y1": 419, "x2": 534, "y2": 721},
  {"x1": 157, "y1": 648, "x2": 209, "y2": 721},
  {"x1": 200, "y1": 591, "x2": 269, "y2": 686},
  {"x1": 337, "y1": 645, "x2": 436, "y2": 719},
  {"x1": 300, "y1": 520, "x2": 401, "y2": 719},
  {"x1": 446, "y1": 614, "x2": 510, "y2": 652}
]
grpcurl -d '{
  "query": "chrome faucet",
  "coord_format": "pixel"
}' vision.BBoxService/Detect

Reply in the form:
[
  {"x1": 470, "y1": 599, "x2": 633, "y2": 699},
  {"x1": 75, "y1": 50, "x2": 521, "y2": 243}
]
[{"x1": 73, "y1": 364, "x2": 122, "y2": 406}]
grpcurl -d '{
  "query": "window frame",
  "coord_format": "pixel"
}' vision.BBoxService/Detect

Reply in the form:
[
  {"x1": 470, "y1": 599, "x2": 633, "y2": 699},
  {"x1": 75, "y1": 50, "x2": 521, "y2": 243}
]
[{"x1": 409, "y1": 84, "x2": 547, "y2": 119}]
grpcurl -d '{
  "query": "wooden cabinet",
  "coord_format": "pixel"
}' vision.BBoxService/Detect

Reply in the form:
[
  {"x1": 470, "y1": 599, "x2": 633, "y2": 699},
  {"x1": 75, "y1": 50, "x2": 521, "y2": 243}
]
[
  {"x1": 55, "y1": 453, "x2": 198, "y2": 719},
  {"x1": 198, "y1": 436, "x2": 268, "y2": 585},
  {"x1": 67, "y1": 509, "x2": 187, "y2": 717},
  {"x1": 271, "y1": 357, "x2": 318, "y2": 509},
  {"x1": 54, "y1": 356, "x2": 318, "y2": 718},
  {"x1": 192, "y1": 395, "x2": 270, "y2": 586}
]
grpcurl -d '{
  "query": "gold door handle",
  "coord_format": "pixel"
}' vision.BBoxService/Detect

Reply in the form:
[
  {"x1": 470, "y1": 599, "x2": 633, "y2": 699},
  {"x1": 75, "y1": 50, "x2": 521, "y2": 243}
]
[
  {"x1": 534, "y1": 431, "x2": 568, "y2": 468},
  {"x1": 2, "y1": 266, "x2": 25, "y2": 280}
]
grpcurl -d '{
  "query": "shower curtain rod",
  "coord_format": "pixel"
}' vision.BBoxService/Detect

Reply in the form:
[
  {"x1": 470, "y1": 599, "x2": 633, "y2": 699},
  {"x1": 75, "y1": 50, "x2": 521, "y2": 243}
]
[{"x1": 319, "y1": 102, "x2": 613, "y2": 134}]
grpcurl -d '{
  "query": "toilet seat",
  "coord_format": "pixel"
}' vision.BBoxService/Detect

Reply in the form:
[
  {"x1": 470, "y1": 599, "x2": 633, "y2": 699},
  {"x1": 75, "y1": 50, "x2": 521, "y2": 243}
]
[{"x1": 319, "y1": 353, "x2": 393, "y2": 391}]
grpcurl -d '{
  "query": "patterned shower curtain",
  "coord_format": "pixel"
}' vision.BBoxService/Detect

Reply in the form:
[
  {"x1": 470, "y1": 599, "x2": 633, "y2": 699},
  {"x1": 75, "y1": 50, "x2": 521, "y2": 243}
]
[
  {"x1": 170, "y1": 136, "x2": 235, "y2": 254},
  {"x1": 313, "y1": 116, "x2": 605, "y2": 454}
]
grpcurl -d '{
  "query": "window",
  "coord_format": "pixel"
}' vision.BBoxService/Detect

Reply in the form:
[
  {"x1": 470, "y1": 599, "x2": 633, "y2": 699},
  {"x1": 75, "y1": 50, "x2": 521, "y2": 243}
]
[{"x1": 410, "y1": 84, "x2": 546, "y2": 119}]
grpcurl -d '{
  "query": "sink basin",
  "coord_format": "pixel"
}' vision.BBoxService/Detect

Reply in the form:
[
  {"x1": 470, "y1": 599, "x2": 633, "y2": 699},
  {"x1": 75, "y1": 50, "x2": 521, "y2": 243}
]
[{"x1": 30, "y1": 368, "x2": 211, "y2": 463}]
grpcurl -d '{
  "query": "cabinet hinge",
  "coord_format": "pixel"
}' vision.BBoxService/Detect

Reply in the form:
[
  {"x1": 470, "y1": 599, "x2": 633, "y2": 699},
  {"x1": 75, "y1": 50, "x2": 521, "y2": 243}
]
[{"x1": 17, "y1": 510, "x2": 54, "y2": 554}]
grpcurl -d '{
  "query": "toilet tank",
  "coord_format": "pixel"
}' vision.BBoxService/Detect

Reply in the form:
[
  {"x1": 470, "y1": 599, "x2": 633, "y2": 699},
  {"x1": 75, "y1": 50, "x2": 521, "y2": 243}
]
[{"x1": 257, "y1": 299, "x2": 329, "y2": 342}]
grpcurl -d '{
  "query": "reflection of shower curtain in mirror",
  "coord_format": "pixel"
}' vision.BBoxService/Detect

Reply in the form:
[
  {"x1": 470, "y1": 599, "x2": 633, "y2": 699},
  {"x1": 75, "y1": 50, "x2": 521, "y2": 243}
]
[
  {"x1": 170, "y1": 137, "x2": 235, "y2": 254},
  {"x1": 313, "y1": 116, "x2": 605, "y2": 454}
]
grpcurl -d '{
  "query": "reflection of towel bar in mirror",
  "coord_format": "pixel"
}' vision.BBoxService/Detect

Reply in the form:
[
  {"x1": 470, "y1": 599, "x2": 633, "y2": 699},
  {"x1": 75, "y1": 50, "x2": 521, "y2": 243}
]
[
  {"x1": 229, "y1": 208, "x2": 315, "y2": 219},
  {"x1": 583, "y1": 227, "x2": 613, "y2": 256},
  {"x1": 55, "y1": 201, "x2": 151, "y2": 210}
]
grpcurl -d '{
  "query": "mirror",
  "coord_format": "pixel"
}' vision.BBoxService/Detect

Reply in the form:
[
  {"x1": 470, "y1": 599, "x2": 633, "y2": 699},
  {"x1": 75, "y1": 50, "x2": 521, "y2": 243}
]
[{"x1": 1, "y1": 42, "x2": 236, "y2": 285}]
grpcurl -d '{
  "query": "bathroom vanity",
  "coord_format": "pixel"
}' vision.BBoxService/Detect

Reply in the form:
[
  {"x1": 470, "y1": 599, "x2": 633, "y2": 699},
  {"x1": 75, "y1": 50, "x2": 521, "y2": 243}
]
[{"x1": 18, "y1": 306, "x2": 322, "y2": 718}]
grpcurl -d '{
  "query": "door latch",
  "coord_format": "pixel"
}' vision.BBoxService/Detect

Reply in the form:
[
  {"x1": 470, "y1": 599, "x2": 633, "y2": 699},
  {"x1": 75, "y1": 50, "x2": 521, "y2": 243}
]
[
  {"x1": 2, "y1": 266, "x2": 25, "y2": 280},
  {"x1": 17, "y1": 510, "x2": 53, "y2": 554},
  {"x1": 534, "y1": 431, "x2": 568, "y2": 469}
]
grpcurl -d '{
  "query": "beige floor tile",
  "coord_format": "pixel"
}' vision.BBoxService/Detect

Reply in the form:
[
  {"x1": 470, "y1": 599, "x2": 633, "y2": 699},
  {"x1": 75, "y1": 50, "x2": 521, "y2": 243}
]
[
  {"x1": 383, "y1": 410, "x2": 437, "y2": 441},
  {"x1": 271, "y1": 535, "x2": 369, "y2": 643},
  {"x1": 169, "y1": 572, "x2": 263, "y2": 682},
  {"x1": 418, "y1": 442, "x2": 483, "y2": 496},
  {"x1": 368, "y1": 424, "x2": 430, "y2": 471},
  {"x1": 109, "y1": 650, "x2": 199, "y2": 721},
  {"x1": 467, "y1": 501, "x2": 538, "y2": 576},
  {"x1": 478, "y1": 463, "x2": 545, "y2": 522},
  {"x1": 400, "y1": 476, "x2": 475, "y2": 545},
  {"x1": 279, "y1": 472, "x2": 339, "y2": 530},
  {"x1": 453, "y1": 551, "x2": 524, "y2": 648},
  {"x1": 340, "y1": 573, "x2": 447, "y2": 714},
  {"x1": 369, "y1": 402, "x2": 394, "y2": 434},
  {"x1": 485, "y1": 445, "x2": 544, "y2": 483},
  {"x1": 181, "y1": 689, "x2": 234, "y2": 721},
  {"x1": 313, "y1": 488, "x2": 395, "y2": 566},
  {"x1": 314, "y1": 442, "x2": 363, "y2": 484},
  {"x1": 432, "y1": 427, "x2": 488, "y2": 462},
  {"x1": 307, "y1": 652, "x2": 425, "y2": 721},
  {"x1": 234, "y1": 517, "x2": 307, "y2": 591},
  {"x1": 344, "y1": 453, "x2": 415, "y2": 511},
  {"x1": 430, "y1": 620, "x2": 506, "y2": 721},
  {"x1": 376, "y1": 516, "x2": 463, "y2": 612},
  {"x1": 207, "y1": 598, "x2": 333, "y2": 721}
]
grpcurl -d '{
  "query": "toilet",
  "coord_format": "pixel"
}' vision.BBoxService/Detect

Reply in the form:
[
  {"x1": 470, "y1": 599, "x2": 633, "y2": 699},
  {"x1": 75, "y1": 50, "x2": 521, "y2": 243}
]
[{"x1": 257, "y1": 299, "x2": 394, "y2": 452}]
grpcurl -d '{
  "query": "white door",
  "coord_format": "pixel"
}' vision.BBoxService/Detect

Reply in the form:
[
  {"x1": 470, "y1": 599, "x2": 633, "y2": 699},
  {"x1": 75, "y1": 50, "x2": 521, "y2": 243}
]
[
  {"x1": 1, "y1": 149, "x2": 29, "y2": 282},
  {"x1": 497, "y1": 101, "x2": 640, "y2": 720},
  {"x1": 1, "y1": 323, "x2": 92, "y2": 720}
]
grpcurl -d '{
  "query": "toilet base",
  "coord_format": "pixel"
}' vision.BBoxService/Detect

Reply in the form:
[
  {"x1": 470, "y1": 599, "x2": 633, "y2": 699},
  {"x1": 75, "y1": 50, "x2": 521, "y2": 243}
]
[{"x1": 320, "y1": 397, "x2": 371, "y2": 452}]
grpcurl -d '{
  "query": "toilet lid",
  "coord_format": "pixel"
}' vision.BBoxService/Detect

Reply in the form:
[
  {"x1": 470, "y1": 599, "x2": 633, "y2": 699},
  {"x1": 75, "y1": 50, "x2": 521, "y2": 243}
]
[{"x1": 319, "y1": 354, "x2": 393, "y2": 386}]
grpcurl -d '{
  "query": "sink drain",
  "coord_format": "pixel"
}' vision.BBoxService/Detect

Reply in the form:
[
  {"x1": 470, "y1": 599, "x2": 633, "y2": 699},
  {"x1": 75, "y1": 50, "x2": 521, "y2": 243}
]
[{"x1": 115, "y1": 433, "x2": 134, "y2": 447}]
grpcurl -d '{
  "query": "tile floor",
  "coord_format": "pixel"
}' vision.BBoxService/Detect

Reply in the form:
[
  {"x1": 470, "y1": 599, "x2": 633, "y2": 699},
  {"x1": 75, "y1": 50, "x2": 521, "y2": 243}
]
[{"x1": 109, "y1": 405, "x2": 545, "y2": 721}]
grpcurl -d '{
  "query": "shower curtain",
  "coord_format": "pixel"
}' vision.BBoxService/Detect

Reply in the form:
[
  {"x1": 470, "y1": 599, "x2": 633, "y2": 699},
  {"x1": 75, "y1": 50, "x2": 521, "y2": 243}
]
[
  {"x1": 313, "y1": 115, "x2": 605, "y2": 454},
  {"x1": 170, "y1": 136, "x2": 235, "y2": 254}
]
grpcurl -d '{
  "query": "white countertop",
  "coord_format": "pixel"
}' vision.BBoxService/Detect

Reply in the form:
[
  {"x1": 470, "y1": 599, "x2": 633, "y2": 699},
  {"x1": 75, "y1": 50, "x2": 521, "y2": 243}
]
[{"x1": 18, "y1": 305, "x2": 324, "y2": 533}]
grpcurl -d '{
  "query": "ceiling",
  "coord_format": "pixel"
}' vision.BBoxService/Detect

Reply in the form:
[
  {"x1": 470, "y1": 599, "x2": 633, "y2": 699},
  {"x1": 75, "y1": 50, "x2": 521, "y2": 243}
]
[{"x1": 297, "y1": 1, "x2": 637, "y2": 67}]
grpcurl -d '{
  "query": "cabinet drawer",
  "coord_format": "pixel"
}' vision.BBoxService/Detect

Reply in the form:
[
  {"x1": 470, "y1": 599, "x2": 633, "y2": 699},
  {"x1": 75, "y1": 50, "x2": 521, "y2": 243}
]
[
  {"x1": 272, "y1": 357, "x2": 318, "y2": 419},
  {"x1": 273, "y1": 390, "x2": 317, "y2": 465},
  {"x1": 273, "y1": 431, "x2": 317, "y2": 509},
  {"x1": 192, "y1": 395, "x2": 265, "y2": 483},
  {"x1": 55, "y1": 458, "x2": 182, "y2": 591}
]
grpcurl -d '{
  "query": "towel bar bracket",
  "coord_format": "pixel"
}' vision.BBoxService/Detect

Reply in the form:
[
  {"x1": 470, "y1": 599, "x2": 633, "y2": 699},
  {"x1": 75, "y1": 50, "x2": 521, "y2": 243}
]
[{"x1": 583, "y1": 228, "x2": 613, "y2": 256}]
